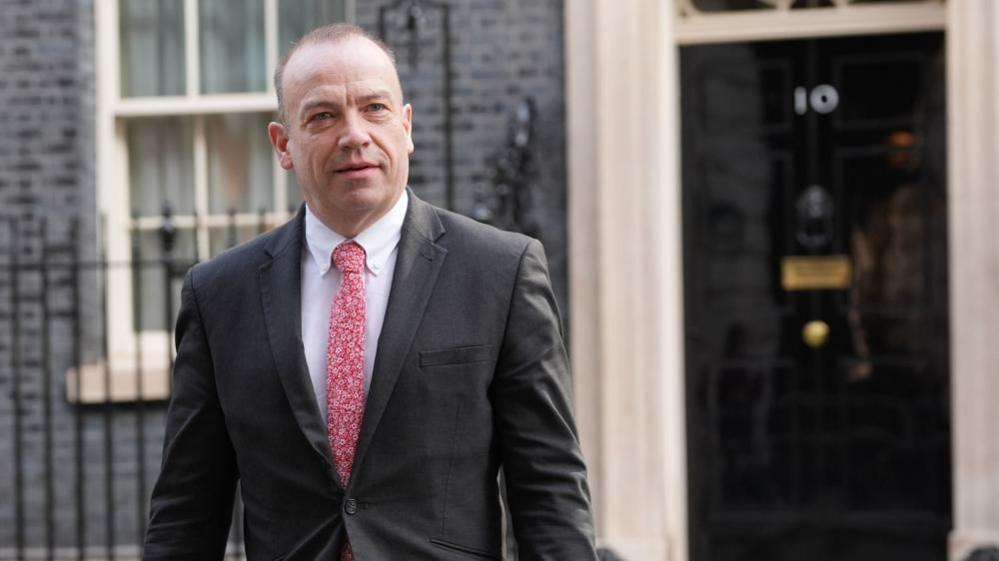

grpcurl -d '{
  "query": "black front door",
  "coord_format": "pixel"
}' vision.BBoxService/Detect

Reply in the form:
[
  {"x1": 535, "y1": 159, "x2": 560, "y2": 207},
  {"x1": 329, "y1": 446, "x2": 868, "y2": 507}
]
[{"x1": 681, "y1": 33, "x2": 950, "y2": 561}]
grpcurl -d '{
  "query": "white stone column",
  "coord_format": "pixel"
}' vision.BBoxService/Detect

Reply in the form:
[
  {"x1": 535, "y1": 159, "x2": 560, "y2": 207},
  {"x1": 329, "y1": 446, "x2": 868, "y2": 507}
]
[
  {"x1": 947, "y1": 1, "x2": 999, "y2": 559},
  {"x1": 566, "y1": 1, "x2": 687, "y2": 560}
]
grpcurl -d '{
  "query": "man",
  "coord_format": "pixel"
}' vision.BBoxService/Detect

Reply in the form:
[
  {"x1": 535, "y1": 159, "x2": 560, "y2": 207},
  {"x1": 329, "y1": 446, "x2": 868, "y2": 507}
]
[{"x1": 143, "y1": 23, "x2": 597, "y2": 561}]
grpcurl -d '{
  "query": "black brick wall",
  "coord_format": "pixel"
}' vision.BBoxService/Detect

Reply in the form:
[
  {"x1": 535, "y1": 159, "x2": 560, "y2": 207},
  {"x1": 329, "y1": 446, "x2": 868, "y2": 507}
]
[{"x1": 0, "y1": 0, "x2": 153, "y2": 552}]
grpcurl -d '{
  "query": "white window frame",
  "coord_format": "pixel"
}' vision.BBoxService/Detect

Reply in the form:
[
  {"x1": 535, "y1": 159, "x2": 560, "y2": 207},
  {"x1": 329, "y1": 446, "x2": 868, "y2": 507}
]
[{"x1": 79, "y1": 0, "x2": 354, "y2": 403}]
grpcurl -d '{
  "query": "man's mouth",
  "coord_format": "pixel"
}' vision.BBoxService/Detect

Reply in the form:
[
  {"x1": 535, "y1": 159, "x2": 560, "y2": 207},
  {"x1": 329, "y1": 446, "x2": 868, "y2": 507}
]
[
  {"x1": 335, "y1": 162, "x2": 379, "y2": 178},
  {"x1": 336, "y1": 162, "x2": 378, "y2": 172}
]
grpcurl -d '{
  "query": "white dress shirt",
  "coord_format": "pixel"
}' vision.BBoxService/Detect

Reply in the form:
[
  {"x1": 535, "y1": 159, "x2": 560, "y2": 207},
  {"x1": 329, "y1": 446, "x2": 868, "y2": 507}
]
[{"x1": 301, "y1": 191, "x2": 409, "y2": 418}]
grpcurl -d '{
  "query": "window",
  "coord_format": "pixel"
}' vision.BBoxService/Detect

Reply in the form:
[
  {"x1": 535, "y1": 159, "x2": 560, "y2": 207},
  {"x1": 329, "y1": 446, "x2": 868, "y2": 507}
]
[{"x1": 78, "y1": 0, "x2": 352, "y2": 402}]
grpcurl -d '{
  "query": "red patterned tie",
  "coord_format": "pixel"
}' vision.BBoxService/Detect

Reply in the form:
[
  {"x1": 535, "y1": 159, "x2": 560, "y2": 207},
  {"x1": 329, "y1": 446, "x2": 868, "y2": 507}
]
[{"x1": 327, "y1": 241, "x2": 366, "y2": 561}]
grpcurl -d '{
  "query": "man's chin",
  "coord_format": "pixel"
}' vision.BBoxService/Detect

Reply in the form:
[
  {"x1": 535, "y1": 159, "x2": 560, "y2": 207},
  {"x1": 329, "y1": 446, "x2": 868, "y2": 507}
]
[
  {"x1": 317, "y1": 190, "x2": 396, "y2": 225},
  {"x1": 336, "y1": 186, "x2": 385, "y2": 208}
]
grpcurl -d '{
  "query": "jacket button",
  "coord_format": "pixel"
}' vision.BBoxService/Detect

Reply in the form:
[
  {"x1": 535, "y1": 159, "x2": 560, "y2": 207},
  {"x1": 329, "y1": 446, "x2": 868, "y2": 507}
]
[{"x1": 344, "y1": 498, "x2": 358, "y2": 515}]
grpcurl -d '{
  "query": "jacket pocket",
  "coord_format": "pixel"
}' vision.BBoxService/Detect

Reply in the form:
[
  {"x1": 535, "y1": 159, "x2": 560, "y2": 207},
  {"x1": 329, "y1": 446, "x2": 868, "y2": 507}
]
[
  {"x1": 419, "y1": 345, "x2": 492, "y2": 367},
  {"x1": 429, "y1": 538, "x2": 501, "y2": 560}
]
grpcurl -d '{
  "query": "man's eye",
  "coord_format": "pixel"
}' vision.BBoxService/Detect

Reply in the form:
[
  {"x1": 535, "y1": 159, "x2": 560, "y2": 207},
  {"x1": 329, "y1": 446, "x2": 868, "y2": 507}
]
[
  {"x1": 310, "y1": 112, "x2": 333, "y2": 122},
  {"x1": 368, "y1": 103, "x2": 386, "y2": 112}
]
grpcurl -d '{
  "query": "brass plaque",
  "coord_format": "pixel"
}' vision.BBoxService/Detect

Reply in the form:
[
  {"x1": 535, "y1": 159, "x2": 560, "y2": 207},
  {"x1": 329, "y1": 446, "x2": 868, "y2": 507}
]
[{"x1": 781, "y1": 255, "x2": 852, "y2": 291}]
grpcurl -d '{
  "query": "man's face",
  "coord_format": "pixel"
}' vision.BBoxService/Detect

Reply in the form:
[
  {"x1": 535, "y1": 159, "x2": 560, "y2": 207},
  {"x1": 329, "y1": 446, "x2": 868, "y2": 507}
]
[{"x1": 268, "y1": 37, "x2": 413, "y2": 236}]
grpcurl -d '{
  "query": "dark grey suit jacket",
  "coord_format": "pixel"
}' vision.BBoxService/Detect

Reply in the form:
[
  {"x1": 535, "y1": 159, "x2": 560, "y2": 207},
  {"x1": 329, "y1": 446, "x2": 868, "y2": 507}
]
[{"x1": 143, "y1": 192, "x2": 597, "y2": 560}]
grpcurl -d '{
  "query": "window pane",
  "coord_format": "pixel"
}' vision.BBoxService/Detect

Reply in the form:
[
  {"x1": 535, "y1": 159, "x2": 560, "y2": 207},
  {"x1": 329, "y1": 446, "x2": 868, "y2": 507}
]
[
  {"x1": 200, "y1": 0, "x2": 267, "y2": 93},
  {"x1": 131, "y1": 228, "x2": 195, "y2": 331},
  {"x1": 279, "y1": 0, "x2": 348, "y2": 57},
  {"x1": 120, "y1": 0, "x2": 186, "y2": 96},
  {"x1": 127, "y1": 117, "x2": 195, "y2": 217},
  {"x1": 206, "y1": 113, "x2": 274, "y2": 214}
]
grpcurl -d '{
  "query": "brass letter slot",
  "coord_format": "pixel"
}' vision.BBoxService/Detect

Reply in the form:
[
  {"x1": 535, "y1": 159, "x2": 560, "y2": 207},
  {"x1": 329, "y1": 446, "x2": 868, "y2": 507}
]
[{"x1": 781, "y1": 255, "x2": 852, "y2": 291}]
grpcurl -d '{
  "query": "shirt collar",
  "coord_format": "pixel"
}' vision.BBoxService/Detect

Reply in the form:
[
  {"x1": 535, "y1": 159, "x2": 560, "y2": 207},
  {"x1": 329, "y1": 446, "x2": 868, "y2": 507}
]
[{"x1": 304, "y1": 190, "x2": 409, "y2": 277}]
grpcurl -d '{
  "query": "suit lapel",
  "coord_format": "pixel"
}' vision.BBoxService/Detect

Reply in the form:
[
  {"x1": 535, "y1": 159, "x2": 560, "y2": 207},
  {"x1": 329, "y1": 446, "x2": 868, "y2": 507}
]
[
  {"x1": 352, "y1": 193, "x2": 447, "y2": 477},
  {"x1": 258, "y1": 208, "x2": 340, "y2": 486}
]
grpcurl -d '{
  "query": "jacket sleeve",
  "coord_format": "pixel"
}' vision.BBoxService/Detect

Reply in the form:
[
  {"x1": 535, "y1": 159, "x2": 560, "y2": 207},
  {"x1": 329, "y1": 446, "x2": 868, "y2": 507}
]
[
  {"x1": 143, "y1": 268, "x2": 237, "y2": 561},
  {"x1": 491, "y1": 238, "x2": 599, "y2": 561}
]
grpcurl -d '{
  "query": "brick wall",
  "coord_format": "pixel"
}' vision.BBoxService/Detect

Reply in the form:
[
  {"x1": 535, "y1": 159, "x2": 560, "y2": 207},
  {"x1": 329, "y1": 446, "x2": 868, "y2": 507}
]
[{"x1": 0, "y1": 0, "x2": 159, "y2": 554}]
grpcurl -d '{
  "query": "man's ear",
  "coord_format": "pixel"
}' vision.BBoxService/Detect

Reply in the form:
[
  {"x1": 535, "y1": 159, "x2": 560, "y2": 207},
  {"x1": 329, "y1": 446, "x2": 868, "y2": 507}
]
[
  {"x1": 267, "y1": 121, "x2": 294, "y2": 170},
  {"x1": 402, "y1": 103, "x2": 414, "y2": 154}
]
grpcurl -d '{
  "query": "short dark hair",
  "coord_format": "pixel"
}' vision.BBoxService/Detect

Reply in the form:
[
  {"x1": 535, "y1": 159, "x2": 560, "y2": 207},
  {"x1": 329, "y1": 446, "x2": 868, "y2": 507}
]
[{"x1": 273, "y1": 23, "x2": 398, "y2": 123}]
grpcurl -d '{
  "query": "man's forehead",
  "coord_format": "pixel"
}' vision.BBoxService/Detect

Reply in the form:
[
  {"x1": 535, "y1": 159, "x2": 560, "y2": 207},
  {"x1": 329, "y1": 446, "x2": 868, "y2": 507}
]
[{"x1": 283, "y1": 37, "x2": 402, "y2": 97}]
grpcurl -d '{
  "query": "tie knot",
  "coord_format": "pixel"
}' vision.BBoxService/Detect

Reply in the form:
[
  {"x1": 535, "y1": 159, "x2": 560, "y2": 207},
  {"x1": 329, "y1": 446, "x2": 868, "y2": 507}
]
[{"x1": 333, "y1": 242, "x2": 365, "y2": 274}]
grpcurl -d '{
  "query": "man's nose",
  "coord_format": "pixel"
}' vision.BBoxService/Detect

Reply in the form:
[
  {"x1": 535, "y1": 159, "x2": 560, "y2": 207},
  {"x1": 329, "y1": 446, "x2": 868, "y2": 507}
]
[{"x1": 338, "y1": 112, "x2": 371, "y2": 150}]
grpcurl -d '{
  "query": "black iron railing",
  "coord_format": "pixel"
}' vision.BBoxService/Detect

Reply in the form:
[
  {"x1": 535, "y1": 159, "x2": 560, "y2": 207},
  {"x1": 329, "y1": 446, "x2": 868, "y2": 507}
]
[{"x1": 0, "y1": 210, "x2": 253, "y2": 561}]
